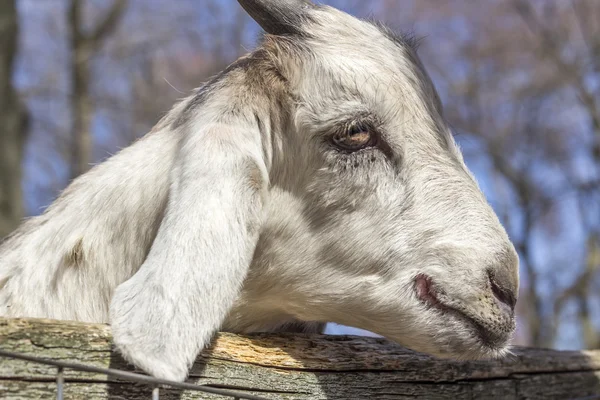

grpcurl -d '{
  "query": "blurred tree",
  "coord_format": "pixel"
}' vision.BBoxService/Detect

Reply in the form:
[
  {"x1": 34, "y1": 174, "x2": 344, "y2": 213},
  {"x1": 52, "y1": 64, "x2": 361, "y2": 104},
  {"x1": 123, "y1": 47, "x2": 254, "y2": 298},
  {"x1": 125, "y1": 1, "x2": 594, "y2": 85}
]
[
  {"x1": 67, "y1": 0, "x2": 128, "y2": 179},
  {"x1": 0, "y1": 0, "x2": 27, "y2": 238},
  {"x1": 125, "y1": 0, "x2": 250, "y2": 139},
  {"x1": 511, "y1": 0, "x2": 600, "y2": 349}
]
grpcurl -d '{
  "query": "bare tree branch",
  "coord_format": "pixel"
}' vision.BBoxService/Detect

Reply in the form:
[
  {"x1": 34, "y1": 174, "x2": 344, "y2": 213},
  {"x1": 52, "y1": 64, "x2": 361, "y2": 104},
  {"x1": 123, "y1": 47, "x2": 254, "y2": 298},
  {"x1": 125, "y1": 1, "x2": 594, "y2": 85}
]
[
  {"x1": 87, "y1": 0, "x2": 128, "y2": 52},
  {"x1": 0, "y1": 0, "x2": 28, "y2": 238},
  {"x1": 67, "y1": 0, "x2": 128, "y2": 179}
]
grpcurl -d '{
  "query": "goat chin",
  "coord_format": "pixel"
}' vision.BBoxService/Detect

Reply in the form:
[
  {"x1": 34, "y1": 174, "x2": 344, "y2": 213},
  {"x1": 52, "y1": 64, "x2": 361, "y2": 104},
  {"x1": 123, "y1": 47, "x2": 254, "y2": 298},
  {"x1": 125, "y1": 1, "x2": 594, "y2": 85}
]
[{"x1": 0, "y1": 0, "x2": 519, "y2": 382}]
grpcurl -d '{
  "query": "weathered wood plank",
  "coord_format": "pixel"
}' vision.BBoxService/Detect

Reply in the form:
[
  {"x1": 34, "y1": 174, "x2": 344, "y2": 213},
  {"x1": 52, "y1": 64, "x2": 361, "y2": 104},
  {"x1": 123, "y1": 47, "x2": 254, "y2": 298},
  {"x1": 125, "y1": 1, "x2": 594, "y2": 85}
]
[{"x1": 1, "y1": 318, "x2": 599, "y2": 399}]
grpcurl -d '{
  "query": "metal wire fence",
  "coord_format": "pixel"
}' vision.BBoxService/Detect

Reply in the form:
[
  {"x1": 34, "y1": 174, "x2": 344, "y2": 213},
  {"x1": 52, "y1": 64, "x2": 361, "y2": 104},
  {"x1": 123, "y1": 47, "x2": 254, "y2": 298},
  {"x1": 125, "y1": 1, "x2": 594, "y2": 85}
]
[{"x1": 0, "y1": 349, "x2": 270, "y2": 400}]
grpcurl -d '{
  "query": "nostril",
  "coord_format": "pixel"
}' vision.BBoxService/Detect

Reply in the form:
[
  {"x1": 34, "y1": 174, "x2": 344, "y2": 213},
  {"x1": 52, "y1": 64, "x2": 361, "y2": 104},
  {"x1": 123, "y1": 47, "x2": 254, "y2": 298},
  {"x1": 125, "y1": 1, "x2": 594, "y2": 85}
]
[{"x1": 489, "y1": 274, "x2": 516, "y2": 313}]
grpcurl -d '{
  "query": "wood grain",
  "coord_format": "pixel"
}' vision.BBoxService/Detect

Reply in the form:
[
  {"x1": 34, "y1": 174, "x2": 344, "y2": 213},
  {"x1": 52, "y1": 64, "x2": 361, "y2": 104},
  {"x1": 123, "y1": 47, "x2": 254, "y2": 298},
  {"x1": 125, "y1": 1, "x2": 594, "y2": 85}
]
[{"x1": 1, "y1": 318, "x2": 599, "y2": 399}]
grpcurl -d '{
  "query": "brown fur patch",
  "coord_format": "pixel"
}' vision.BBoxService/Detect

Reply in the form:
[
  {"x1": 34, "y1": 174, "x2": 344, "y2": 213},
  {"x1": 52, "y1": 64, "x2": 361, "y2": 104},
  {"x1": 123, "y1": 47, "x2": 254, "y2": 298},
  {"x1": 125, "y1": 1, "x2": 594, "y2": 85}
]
[
  {"x1": 0, "y1": 277, "x2": 8, "y2": 291},
  {"x1": 65, "y1": 238, "x2": 85, "y2": 267}
]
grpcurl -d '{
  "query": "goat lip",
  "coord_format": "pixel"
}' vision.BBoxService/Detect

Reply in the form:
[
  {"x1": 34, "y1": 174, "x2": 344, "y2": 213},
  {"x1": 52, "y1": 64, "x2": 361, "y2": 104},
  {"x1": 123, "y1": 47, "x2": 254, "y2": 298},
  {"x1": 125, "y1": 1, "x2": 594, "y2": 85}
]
[{"x1": 414, "y1": 274, "x2": 509, "y2": 349}]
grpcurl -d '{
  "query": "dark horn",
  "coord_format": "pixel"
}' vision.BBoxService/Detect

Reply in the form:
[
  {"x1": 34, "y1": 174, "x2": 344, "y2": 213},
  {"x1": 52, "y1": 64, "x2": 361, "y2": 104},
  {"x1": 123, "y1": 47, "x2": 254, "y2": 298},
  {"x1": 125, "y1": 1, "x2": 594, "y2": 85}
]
[{"x1": 237, "y1": 0, "x2": 316, "y2": 35}]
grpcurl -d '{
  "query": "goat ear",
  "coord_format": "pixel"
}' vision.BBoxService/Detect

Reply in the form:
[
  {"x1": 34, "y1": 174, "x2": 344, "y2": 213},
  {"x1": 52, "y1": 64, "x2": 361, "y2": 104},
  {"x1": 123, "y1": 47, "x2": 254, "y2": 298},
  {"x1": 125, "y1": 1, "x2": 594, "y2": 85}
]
[
  {"x1": 238, "y1": 0, "x2": 317, "y2": 36},
  {"x1": 110, "y1": 123, "x2": 267, "y2": 382}
]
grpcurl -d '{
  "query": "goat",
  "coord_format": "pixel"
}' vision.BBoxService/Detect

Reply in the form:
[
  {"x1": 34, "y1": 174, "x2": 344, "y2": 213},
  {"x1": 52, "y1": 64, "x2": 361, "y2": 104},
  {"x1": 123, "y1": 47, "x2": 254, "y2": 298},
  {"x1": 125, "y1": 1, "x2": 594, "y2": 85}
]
[{"x1": 0, "y1": 0, "x2": 520, "y2": 382}]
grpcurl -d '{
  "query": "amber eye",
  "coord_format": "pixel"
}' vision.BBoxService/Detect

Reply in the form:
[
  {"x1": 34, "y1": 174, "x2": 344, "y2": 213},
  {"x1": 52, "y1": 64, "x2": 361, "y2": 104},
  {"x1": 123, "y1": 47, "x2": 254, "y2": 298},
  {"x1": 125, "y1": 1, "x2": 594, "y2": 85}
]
[{"x1": 332, "y1": 123, "x2": 376, "y2": 152}]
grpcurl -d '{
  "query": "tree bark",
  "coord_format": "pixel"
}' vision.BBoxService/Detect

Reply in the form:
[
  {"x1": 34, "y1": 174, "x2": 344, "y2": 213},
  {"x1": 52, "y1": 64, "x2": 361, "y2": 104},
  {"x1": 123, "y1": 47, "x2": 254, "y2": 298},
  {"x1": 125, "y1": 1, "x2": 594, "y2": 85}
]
[
  {"x1": 0, "y1": 0, "x2": 27, "y2": 239},
  {"x1": 1, "y1": 318, "x2": 600, "y2": 399}
]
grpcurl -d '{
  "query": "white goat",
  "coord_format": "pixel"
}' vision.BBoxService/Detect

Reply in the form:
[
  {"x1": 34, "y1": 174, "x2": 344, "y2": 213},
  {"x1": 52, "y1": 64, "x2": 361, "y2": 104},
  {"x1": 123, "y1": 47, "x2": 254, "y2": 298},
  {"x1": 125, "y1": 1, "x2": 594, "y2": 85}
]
[{"x1": 0, "y1": 0, "x2": 519, "y2": 382}]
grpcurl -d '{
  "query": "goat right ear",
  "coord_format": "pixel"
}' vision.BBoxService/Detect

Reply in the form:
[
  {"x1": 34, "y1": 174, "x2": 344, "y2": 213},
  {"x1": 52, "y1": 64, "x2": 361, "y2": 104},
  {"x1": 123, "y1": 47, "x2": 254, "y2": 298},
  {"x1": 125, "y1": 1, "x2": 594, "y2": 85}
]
[
  {"x1": 110, "y1": 121, "x2": 268, "y2": 382},
  {"x1": 238, "y1": 0, "x2": 317, "y2": 36}
]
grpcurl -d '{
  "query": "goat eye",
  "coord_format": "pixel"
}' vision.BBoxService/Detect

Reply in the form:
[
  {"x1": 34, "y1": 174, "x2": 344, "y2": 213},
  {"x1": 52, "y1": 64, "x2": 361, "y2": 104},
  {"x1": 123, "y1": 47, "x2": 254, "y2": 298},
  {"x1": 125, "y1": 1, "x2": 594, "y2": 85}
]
[{"x1": 332, "y1": 124, "x2": 375, "y2": 152}]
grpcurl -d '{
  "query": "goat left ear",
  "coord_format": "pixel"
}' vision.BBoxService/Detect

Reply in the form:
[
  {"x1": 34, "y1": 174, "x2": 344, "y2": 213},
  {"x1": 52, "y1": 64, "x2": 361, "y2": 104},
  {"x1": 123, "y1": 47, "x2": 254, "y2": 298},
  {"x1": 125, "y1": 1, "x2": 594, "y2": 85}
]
[{"x1": 110, "y1": 122, "x2": 267, "y2": 382}]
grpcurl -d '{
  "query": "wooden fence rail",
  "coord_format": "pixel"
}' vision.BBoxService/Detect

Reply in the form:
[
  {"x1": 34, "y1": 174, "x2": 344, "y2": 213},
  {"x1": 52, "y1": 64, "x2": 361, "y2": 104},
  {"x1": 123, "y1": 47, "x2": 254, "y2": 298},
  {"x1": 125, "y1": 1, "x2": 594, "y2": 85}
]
[{"x1": 1, "y1": 318, "x2": 600, "y2": 399}]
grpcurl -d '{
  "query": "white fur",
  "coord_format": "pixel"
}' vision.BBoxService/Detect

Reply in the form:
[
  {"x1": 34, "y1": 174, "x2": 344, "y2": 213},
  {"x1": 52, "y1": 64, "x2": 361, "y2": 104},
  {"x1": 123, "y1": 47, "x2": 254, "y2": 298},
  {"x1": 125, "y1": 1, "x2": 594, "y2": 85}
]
[{"x1": 0, "y1": 1, "x2": 519, "y2": 382}]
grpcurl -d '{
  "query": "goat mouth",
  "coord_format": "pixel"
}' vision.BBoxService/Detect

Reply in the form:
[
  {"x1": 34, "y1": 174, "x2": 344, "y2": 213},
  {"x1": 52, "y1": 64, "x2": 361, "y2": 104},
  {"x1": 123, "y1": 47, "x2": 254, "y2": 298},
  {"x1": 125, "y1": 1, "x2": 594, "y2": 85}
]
[{"x1": 414, "y1": 274, "x2": 508, "y2": 350}]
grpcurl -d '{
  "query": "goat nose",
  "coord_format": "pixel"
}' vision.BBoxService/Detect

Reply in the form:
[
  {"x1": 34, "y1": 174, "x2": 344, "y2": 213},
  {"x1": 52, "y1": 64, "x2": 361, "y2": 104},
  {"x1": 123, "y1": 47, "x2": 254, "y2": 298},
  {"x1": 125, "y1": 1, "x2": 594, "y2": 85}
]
[
  {"x1": 488, "y1": 249, "x2": 519, "y2": 314},
  {"x1": 489, "y1": 274, "x2": 516, "y2": 315}
]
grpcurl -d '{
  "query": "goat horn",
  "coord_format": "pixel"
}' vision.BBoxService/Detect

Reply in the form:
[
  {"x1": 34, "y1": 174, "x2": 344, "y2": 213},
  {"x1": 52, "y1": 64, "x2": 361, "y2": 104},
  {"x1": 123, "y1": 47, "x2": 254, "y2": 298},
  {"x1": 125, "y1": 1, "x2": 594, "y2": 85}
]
[{"x1": 237, "y1": 0, "x2": 316, "y2": 35}]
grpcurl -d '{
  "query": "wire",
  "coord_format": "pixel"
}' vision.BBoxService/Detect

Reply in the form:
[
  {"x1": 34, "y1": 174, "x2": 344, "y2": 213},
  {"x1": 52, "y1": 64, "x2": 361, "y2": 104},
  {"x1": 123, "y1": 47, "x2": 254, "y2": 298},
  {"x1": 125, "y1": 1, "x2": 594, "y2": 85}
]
[{"x1": 0, "y1": 349, "x2": 270, "y2": 400}]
